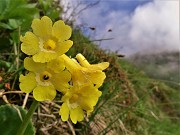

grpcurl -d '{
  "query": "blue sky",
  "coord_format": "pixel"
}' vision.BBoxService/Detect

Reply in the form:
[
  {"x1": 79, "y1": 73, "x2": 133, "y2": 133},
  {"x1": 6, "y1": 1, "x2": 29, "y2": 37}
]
[
  {"x1": 61, "y1": 0, "x2": 179, "y2": 56},
  {"x1": 89, "y1": 0, "x2": 152, "y2": 13}
]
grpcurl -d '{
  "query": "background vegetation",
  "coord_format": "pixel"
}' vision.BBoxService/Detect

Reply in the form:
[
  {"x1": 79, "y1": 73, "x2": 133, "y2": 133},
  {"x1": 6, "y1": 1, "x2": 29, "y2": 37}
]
[
  {"x1": 0, "y1": 0, "x2": 179, "y2": 135},
  {"x1": 128, "y1": 51, "x2": 179, "y2": 90}
]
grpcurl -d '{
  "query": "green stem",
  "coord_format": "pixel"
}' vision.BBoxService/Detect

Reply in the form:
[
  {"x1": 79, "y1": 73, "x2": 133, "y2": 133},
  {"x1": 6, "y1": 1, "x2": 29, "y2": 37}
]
[{"x1": 16, "y1": 100, "x2": 39, "y2": 135}]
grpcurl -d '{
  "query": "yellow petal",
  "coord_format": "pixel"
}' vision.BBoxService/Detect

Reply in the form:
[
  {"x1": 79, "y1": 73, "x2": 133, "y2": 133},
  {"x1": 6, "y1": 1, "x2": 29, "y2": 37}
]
[
  {"x1": 24, "y1": 57, "x2": 46, "y2": 72},
  {"x1": 79, "y1": 95, "x2": 100, "y2": 111},
  {"x1": 59, "y1": 102, "x2": 70, "y2": 122},
  {"x1": 33, "y1": 51, "x2": 57, "y2": 63},
  {"x1": 70, "y1": 106, "x2": 84, "y2": 124},
  {"x1": 78, "y1": 85, "x2": 102, "y2": 97},
  {"x1": 33, "y1": 85, "x2": 56, "y2": 101},
  {"x1": 76, "y1": 53, "x2": 109, "y2": 70},
  {"x1": 19, "y1": 72, "x2": 37, "y2": 93},
  {"x1": 77, "y1": 86, "x2": 102, "y2": 111},
  {"x1": 20, "y1": 32, "x2": 40, "y2": 55},
  {"x1": 62, "y1": 54, "x2": 80, "y2": 73},
  {"x1": 52, "y1": 20, "x2": 72, "y2": 41},
  {"x1": 79, "y1": 98, "x2": 94, "y2": 111},
  {"x1": 51, "y1": 70, "x2": 71, "y2": 93},
  {"x1": 61, "y1": 92, "x2": 72, "y2": 102},
  {"x1": 70, "y1": 70, "x2": 90, "y2": 86},
  {"x1": 75, "y1": 69, "x2": 106, "y2": 87},
  {"x1": 88, "y1": 62, "x2": 109, "y2": 70},
  {"x1": 47, "y1": 56, "x2": 65, "y2": 73},
  {"x1": 86, "y1": 70, "x2": 106, "y2": 87},
  {"x1": 72, "y1": 70, "x2": 92, "y2": 86},
  {"x1": 31, "y1": 16, "x2": 52, "y2": 39},
  {"x1": 56, "y1": 40, "x2": 73, "y2": 56},
  {"x1": 76, "y1": 53, "x2": 90, "y2": 67}
]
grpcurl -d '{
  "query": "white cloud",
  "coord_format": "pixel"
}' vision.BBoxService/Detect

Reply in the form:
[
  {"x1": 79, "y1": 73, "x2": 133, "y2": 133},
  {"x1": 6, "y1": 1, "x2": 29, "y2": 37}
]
[
  {"x1": 61, "y1": 0, "x2": 179, "y2": 56},
  {"x1": 129, "y1": 0, "x2": 179, "y2": 54},
  {"x1": 60, "y1": 0, "x2": 76, "y2": 21}
]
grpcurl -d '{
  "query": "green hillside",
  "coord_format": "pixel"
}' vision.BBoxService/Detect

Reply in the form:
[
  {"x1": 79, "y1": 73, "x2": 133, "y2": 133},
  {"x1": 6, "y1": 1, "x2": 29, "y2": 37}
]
[
  {"x1": 0, "y1": 0, "x2": 180, "y2": 134},
  {"x1": 128, "y1": 52, "x2": 180, "y2": 90}
]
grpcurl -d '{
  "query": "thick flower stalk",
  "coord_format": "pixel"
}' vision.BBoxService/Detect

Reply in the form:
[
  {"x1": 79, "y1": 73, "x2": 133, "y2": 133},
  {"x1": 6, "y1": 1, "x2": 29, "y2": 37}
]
[
  {"x1": 20, "y1": 16, "x2": 73, "y2": 63},
  {"x1": 19, "y1": 57, "x2": 71, "y2": 101}
]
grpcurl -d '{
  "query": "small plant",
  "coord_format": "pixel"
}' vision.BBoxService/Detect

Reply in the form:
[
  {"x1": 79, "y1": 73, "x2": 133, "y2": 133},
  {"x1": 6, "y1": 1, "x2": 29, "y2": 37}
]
[{"x1": 16, "y1": 16, "x2": 109, "y2": 134}]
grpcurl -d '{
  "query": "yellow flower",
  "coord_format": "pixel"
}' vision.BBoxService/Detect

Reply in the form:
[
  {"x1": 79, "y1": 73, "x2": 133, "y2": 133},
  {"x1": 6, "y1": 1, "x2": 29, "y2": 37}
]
[
  {"x1": 59, "y1": 84, "x2": 102, "y2": 124},
  {"x1": 19, "y1": 57, "x2": 71, "y2": 101},
  {"x1": 20, "y1": 16, "x2": 73, "y2": 63},
  {"x1": 59, "y1": 54, "x2": 108, "y2": 123},
  {"x1": 62, "y1": 54, "x2": 109, "y2": 88}
]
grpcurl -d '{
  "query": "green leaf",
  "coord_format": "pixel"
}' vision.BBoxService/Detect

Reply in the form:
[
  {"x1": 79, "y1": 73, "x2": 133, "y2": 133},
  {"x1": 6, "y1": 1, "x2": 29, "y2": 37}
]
[
  {"x1": 8, "y1": 19, "x2": 21, "y2": 29},
  {"x1": 0, "y1": 0, "x2": 39, "y2": 31},
  {"x1": 0, "y1": 22, "x2": 11, "y2": 29},
  {"x1": 0, "y1": 104, "x2": 35, "y2": 135}
]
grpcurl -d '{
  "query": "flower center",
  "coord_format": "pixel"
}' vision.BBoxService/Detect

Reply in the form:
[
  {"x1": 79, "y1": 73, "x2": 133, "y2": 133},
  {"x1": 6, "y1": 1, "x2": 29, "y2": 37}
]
[
  {"x1": 43, "y1": 75, "x2": 49, "y2": 80},
  {"x1": 43, "y1": 39, "x2": 56, "y2": 50},
  {"x1": 40, "y1": 71, "x2": 52, "y2": 82}
]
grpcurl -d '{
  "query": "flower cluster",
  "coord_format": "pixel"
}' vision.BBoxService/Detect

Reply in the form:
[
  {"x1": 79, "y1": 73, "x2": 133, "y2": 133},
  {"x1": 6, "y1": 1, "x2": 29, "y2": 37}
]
[{"x1": 19, "y1": 16, "x2": 109, "y2": 124}]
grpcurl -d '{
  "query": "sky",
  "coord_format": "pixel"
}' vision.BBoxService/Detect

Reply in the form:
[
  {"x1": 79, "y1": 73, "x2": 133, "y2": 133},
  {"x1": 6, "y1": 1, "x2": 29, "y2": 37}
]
[{"x1": 61, "y1": 0, "x2": 179, "y2": 56}]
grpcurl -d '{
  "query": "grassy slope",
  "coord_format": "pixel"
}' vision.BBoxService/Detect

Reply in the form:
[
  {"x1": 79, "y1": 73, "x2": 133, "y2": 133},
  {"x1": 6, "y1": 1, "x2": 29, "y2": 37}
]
[
  {"x1": 128, "y1": 52, "x2": 180, "y2": 90},
  {"x1": 68, "y1": 29, "x2": 180, "y2": 135}
]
